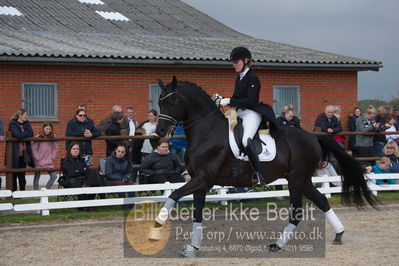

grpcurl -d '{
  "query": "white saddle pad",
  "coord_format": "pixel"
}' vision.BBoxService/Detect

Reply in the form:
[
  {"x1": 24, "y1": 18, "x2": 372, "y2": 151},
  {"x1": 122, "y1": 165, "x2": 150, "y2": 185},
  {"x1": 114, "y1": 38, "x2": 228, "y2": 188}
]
[{"x1": 226, "y1": 114, "x2": 276, "y2": 161}]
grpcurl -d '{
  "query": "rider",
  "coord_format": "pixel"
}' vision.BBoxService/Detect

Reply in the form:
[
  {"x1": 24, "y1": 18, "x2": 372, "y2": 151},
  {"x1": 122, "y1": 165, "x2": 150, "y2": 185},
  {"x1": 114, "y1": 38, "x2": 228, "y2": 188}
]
[{"x1": 220, "y1": 47, "x2": 277, "y2": 186}]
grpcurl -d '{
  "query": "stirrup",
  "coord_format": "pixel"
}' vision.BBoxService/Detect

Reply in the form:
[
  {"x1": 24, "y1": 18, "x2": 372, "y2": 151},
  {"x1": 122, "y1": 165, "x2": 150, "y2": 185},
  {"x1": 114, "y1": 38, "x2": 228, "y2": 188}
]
[{"x1": 251, "y1": 171, "x2": 264, "y2": 187}]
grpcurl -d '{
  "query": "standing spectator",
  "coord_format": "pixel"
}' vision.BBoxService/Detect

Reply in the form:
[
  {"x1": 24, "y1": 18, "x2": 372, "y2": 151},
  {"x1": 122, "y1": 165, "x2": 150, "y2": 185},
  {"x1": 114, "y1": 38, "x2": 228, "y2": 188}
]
[
  {"x1": 383, "y1": 141, "x2": 399, "y2": 173},
  {"x1": 96, "y1": 105, "x2": 129, "y2": 135},
  {"x1": 169, "y1": 121, "x2": 187, "y2": 163},
  {"x1": 348, "y1": 107, "x2": 361, "y2": 155},
  {"x1": 65, "y1": 109, "x2": 100, "y2": 166},
  {"x1": 392, "y1": 104, "x2": 399, "y2": 121},
  {"x1": 141, "y1": 109, "x2": 158, "y2": 157},
  {"x1": 314, "y1": 105, "x2": 342, "y2": 140},
  {"x1": 277, "y1": 108, "x2": 301, "y2": 129},
  {"x1": 332, "y1": 106, "x2": 345, "y2": 149},
  {"x1": 126, "y1": 107, "x2": 139, "y2": 163},
  {"x1": 105, "y1": 144, "x2": 135, "y2": 200},
  {"x1": 31, "y1": 122, "x2": 58, "y2": 190},
  {"x1": 0, "y1": 116, "x2": 5, "y2": 143},
  {"x1": 373, "y1": 105, "x2": 390, "y2": 157},
  {"x1": 385, "y1": 115, "x2": 399, "y2": 144},
  {"x1": 104, "y1": 111, "x2": 124, "y2": 157},
  {"x1": 140, "y1": 139, "x2": 186, "y2": 184},
  {"x1": 8, "y1": 109, "x2": 34, "y2": 191},
  {"x1": 355, "y1": 105, "x2": 380, "y2": 164}
]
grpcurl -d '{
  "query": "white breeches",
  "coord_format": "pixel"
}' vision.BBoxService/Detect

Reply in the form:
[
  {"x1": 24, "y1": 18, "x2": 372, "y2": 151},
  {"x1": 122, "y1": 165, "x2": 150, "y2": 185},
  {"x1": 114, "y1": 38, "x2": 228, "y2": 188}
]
[{"x1": 237, "y1": 109, "x2": 262, "y2": 147}]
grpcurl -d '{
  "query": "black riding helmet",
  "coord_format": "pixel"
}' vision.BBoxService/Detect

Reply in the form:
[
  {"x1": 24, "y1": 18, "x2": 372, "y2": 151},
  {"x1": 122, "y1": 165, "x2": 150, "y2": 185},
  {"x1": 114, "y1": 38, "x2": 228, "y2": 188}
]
[{"x1": 230, "y1": 46, "x2": 252, "y2": 61}]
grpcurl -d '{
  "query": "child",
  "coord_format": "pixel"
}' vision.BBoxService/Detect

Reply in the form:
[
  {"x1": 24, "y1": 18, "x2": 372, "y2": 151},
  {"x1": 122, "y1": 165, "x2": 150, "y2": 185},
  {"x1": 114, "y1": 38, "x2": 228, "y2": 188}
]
[
  {"x1": 32, "y1": 122, "x2": 58, "y2": 189},
  {"x1": 372, "y1": 157, "x2": 396, "y2": 185}
]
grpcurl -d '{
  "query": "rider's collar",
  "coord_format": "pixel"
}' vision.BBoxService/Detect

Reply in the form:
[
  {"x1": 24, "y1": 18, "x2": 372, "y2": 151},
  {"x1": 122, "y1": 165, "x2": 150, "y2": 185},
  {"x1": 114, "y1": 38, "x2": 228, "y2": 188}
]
[{"x1": 239, "y1": 67, "x2": 250, "y2": 80}]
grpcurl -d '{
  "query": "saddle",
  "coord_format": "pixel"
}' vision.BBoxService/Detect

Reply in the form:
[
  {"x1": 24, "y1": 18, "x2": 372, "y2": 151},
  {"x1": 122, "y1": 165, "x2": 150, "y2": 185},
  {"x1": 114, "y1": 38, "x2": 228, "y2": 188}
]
[{"x1": 225, "y1": 109, "x2": 276, "y2": 161}]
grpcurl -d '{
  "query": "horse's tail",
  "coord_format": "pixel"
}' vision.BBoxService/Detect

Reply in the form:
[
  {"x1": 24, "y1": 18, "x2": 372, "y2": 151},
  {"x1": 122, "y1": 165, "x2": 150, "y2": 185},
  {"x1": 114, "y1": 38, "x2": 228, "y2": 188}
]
[{"x1": 316, "y1": 135, "x2": 377, "y2": 208}]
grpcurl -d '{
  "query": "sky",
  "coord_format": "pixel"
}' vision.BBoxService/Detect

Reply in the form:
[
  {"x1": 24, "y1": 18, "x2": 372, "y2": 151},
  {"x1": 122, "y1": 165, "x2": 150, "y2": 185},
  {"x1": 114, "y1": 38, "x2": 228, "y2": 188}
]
[{"x1": 183, "y1": 0, "x2": 399, "y2": 101}]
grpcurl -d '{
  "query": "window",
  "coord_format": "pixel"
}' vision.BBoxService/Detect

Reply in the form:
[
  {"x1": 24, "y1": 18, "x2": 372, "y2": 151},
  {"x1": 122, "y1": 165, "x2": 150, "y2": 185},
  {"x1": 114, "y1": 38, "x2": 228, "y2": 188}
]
[
  {"x1": 149, "y1": 83, "x2": 161, "y2": 114},
  {"x1": 22, "y1": 83, "x2": 58, "y2": 121},
  {"x1": 273, "y1": 85, "x2": 300, "y2": 117}
]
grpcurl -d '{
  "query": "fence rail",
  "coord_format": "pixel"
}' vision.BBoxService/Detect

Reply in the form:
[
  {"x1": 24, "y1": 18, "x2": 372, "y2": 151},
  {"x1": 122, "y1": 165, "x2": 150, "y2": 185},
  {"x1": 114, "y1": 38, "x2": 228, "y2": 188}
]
[{"x1": 1, "y1": 173, "x2": 398, "y2": 216}]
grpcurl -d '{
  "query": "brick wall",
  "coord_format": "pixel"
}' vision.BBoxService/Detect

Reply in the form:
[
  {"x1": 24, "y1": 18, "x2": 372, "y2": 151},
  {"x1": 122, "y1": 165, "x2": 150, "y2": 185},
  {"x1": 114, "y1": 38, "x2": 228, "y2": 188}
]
[{"x1": 0, "y1": 64, "x2": 357, "y2": 176}]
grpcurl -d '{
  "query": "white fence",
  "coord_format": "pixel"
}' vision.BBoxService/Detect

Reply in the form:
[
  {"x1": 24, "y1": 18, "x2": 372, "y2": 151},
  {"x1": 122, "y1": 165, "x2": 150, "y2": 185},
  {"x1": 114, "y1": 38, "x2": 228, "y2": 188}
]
[{"x1": 2, "y1": 174, "x2": 399, "y2": 216}]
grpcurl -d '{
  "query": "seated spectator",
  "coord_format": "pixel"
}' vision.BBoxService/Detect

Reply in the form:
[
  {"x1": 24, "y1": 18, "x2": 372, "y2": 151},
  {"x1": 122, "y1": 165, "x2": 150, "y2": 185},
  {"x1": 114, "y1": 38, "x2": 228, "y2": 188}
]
[
  {"x1": 32, "y1": 122, "x2": 58, "y2": 190},
  {"x1": 314, "y1": 105, "x2": 342, "y2": 138},
  {"x1": 105, "y1": 111, "x2": 124, "y2": 157},
  {"x1": 141, "y1": 109, "x2": 158, "y2": 157},
  {"x1": 348, "y1": 107, "x2": 361, "y2": 156},
  {"x1": 105, "y1": 144, "x2": 135, "y2": 200},
  {"x1": 314, "y1": 161, "x2": 341, "y2": 187},
  {"x1": 355, "y1": 105, "x2": 380, "y2": 164},
  {"x1": 8, "y1": 108, "x2": 34, "y2": 191},
  {"x1": 277, "y1": 107, "x2": 301, "y2": 129},
  {"x1": 169, "y1": 121, "x2": 187, "y2": 163},
  {"x1": 139, "y1": 139, "x2": 187, "y2": 184},
  {"x1": 65, "y1": 109, "x2": 100, "y2": 166},
  {"x1": 372, "y1": 157, "x2": 396, "y2": 185},
  {"x1": 383, "y1": 141, "x2": 399, "y2": 173},
  {"x1": 385, "y1": 115, "x2": 399, "y2": 144}
]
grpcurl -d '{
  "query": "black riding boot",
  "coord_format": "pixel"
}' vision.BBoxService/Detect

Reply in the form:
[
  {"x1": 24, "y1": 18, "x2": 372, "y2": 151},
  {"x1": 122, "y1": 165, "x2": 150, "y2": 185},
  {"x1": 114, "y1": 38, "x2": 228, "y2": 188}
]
[{"x1": 245, "y1": 138, "x2": 265, "y2": 186}]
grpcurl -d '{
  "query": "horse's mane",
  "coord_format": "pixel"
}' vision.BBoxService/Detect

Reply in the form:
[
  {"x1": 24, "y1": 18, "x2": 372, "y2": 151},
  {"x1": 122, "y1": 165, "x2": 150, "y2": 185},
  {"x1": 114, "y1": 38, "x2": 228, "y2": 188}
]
[{"x1": 177, "y1": 80, "x2": 218, "y2": 110}]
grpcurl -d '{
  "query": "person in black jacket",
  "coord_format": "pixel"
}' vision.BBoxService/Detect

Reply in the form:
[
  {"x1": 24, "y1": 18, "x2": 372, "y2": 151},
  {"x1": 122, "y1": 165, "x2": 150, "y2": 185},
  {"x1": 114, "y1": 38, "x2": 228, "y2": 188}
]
[
  {"x1": 65, "y1": 109, "x2": 100, "y2": 166},
  {"x1": 348, "y1": 107, "x2": 361, "y2": 156},
  {"x1": 8, "y1": 108, "x2": 34, "y2": 191},
  {"x1": 314, "y1": 105, "x2": 342, "y2": 135},
  {"x1": 277, "y1": 108, "x2": 301, "y2": 129},
  {"x1": 219, "y1": 47, "x2": 278, "y2": 186},
  {"x1": 105, "y1": 111, "x2": 125, "y2": 157},
  {"x1": 139, "y1": 139, "x2": 185, "y2": 184}
]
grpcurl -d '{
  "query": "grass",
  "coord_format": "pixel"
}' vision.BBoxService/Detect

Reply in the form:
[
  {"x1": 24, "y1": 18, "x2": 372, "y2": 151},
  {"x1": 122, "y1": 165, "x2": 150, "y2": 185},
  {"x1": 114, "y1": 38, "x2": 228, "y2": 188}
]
[{"x1": 1, "y1": 192, "x2": 398, "y2": 225}]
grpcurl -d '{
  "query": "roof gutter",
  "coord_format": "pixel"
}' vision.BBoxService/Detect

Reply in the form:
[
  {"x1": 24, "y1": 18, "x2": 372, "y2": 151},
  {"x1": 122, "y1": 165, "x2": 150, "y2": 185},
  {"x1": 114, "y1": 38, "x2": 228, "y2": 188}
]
[{"x1": 0, "y1": 56, "x2": 383, "y2": 71}]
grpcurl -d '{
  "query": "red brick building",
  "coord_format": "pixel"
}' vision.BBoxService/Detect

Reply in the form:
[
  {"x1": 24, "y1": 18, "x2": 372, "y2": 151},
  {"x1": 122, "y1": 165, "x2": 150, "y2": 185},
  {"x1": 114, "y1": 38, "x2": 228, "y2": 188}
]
[{"x1": 0, "y1": 0, "x2": 381, "y2": 173}]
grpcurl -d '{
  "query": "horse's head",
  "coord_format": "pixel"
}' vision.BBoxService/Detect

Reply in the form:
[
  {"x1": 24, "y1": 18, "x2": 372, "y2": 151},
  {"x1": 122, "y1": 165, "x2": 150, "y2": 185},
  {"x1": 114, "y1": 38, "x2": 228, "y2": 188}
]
[{"x1": 156, "y1": 76, "x2": 186, "y2": 138}]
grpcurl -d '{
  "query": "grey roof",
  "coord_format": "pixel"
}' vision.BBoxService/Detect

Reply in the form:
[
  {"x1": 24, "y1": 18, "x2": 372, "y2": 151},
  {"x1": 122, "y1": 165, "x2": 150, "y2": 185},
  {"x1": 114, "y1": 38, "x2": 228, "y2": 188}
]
[{"x1": 0, "y1": 0, "x2": 382, "y2": 70}]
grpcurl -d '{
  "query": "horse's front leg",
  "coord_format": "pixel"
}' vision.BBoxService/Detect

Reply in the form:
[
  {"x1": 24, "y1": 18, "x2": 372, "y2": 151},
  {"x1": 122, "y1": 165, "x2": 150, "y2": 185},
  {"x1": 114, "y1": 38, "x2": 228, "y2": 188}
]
[
  {"x1": 180, "y1": 189, "x2": 207, "y2": 258},
  {"x1": 148, "y1": 177, "x2": 208, "y2": 240}
]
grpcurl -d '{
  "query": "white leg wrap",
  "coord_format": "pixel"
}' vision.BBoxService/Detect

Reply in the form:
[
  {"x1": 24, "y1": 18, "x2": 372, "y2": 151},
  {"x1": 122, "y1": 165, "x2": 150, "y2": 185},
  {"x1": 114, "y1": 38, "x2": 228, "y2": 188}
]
[
  {"x1": 276, "y1": 223, "x2": 297, "y2": 248},
  {"x1": 155, "y1": 198, "x2": 176, "y2": 225},
  {"x1": 325, "y1": 208, "x2": 344, "y2": 233},
  {"x1": 191, "y1": 222, "x2": 203, "y2": 249}
]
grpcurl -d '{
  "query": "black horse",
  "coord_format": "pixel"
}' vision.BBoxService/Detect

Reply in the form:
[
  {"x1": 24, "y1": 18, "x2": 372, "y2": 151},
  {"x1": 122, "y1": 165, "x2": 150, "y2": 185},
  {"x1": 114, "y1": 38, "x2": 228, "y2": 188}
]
[{"x1": 149, "y1": 76, "x2": 376, "y2": 258}]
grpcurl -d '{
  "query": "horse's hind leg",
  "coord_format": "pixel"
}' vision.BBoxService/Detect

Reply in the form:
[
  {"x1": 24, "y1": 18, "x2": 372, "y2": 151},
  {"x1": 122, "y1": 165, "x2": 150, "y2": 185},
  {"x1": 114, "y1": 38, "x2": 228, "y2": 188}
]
[
  {"x1": 303, "y1": 182, "x2": 344, "y2": 244},
  {"x1": 180, "y1": 189, "x2": 207, "y2": 258}
]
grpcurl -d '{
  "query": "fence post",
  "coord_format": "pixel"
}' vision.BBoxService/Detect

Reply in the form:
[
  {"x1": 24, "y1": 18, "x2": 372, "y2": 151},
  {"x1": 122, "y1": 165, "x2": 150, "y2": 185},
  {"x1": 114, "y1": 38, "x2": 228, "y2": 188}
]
[
  {"x1": 366, "y1": 174, "x2": 378, "y2": 196},
  {"x1": 40, "y1": 188, "x2": 50, "y2": 216},
  {"x1": 321, "y1": 175, "x2": 331, "y2": 198},
  {"x1": 163, "y1": 182, "x2": 172, "y2": 198},
  {"x1": 5, "y1": 131, "x2": 14, "y2": 193},
  {"x1": 218, "y1": 187, "x2": 228, "y2": 206}
]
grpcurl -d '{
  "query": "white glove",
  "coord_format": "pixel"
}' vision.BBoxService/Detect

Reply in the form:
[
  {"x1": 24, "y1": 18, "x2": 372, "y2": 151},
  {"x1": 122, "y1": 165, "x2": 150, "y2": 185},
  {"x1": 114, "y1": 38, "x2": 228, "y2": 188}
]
[{"x1": 220, "y1": 98, "x2": 231, "y2": 106}]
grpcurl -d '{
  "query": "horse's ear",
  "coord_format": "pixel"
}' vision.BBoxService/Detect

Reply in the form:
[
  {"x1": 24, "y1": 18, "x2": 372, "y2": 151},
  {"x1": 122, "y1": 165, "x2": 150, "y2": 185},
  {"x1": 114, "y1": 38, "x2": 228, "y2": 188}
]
[
  {"x1": 158, "y1": 79, "x2": 166, "y2": 90},
  {"x1": 171, "y1": 76, "x2": 177, "y2": 91}
]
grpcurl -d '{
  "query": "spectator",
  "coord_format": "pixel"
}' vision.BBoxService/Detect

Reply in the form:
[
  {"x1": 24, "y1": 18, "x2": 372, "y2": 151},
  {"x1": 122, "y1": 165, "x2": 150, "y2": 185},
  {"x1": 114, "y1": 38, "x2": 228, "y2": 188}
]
[
  {"x1": 277, "y1": 108, "x2": 301, "y2": 129},
  {"x1": 65, "y1": 109, "x2": 100, "y2": 166},
  {"x1": 374, "y1": 105, "x2": 390, "y2": 157},
  {"x1": 126, "y1": 107, "x2": 140, "y2": 164},
  {"x1": 141, "y1": 109, "x2": 158, "y2": 157},
  {"x1": 104, "y1": 111, "x2": 124, "y2": 157},
  {"x1": 382, "y1": 141, "x2": 399, "y2": 173},
  {"x1": 169, "y1": 121, "x2": 187, "y2": 163},
  {"x1": 348, "y1": 107, "x2": 361, "y2": 155},
  {"x1": 96, "y1": 105, "x2": 129, "y2": 135},
  {"x1": 0, "y1": 116, "x2": 5, "y2": 142},
  {"x1": 385, "y1": 115, "x2": 399, "y2": 144},
  {"x1": 139, "y1": 139, "x2": 187, "y2": 184},
  {"x1": 8, "y1": 109, "x2": 34, "y2": 191},
  {"x1": 372, "y1": 156, "x2": 396, "y2": 185},
  {"x1": 314, "y1": 105, "x2": 342, "y2": 138},
  {"x1": 393, "y1": 104, "x2": 399, "y2": 121},
  {"x1": 31, "y1": 122, "x2": 58, "y2": 190},
  {"x1": 332, "y1": 106, "x2": 345, "y2": 149},
  {"x1": 355, "y1": 105, "x2": 380, "y2": 164},
  {"x1": 314, "y1": 161, "x2": 341, "y2": 187},
  {"x1": 105, "y1": 144, "x2": 135, "y2": 200}
]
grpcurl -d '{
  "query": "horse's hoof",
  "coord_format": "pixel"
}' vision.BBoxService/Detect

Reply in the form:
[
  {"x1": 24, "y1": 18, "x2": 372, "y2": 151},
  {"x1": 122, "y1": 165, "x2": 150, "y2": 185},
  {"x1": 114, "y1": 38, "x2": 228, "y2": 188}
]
[
  {"x1": 148, "y1": 226, "x2": 163, "y2": 241},
  {"x1": 180, "y1": 245, "x2": 197, "y2": 258},
  {"x1": 268, "y1": 243, "x2": 281, "y2": 252},
  {"x1": 332, "y1": 231, "x2": 344, "y2": 245}
]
